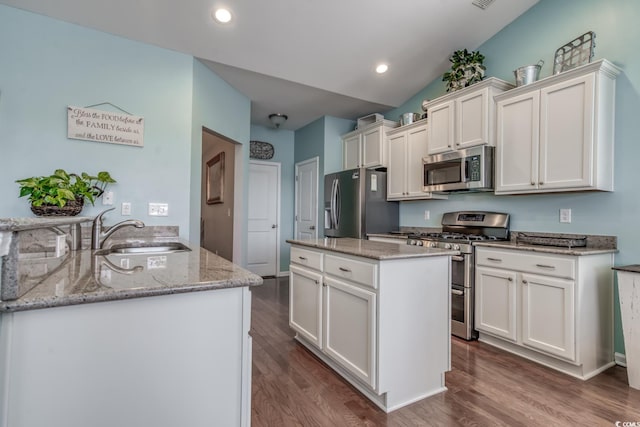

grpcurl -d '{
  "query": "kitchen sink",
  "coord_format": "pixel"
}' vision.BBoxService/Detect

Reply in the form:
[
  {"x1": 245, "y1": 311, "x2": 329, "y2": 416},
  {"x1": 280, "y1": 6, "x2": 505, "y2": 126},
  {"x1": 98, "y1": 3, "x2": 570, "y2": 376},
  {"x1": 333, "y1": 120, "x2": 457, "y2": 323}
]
[{"x1": 95, "y1": 242, "x2": 192, "y2": 256}]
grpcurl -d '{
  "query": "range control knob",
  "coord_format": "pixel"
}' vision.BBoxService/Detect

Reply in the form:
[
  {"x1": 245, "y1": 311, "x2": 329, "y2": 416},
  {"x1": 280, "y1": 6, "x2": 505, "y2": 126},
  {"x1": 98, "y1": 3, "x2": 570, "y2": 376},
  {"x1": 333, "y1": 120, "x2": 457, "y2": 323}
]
[
  {"x1": 409, "y1": 240, "x2": 417, "y2": 245},
  {"x1": 444, "y1": 243, "x2": 452, "y2": 249},
  {"x1": 453, "y1": 244, "x2": 460, "y2": 251},
  {"x1": 416, "y1": 241, "x2": 424, "y2": 246},
  {"x1": 430, "y1": 242, "x2": 438, "y2": 248}
]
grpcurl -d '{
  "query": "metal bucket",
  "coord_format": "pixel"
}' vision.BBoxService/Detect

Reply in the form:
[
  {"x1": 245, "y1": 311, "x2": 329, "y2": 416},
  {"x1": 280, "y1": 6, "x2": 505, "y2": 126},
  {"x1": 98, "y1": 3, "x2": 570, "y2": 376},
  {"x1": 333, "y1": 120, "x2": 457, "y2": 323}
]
[
  {"x1": 514, "y1": 60, "x2": 544, "y2": 87},
  {"x1": 400, "y1": 112, "x2": 421, "y2": 126}
]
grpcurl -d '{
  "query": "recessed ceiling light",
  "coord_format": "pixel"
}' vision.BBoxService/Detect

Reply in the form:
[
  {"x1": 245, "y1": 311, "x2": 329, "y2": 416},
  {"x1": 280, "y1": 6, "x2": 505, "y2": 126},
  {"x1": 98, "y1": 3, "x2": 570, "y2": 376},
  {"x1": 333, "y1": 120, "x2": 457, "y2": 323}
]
[
  {"x1": 376, "y1": 64, "x2": 388, "y2": 74},
  {"x1": 213, "y1": 8, "x2": 232, "y2": 23}
]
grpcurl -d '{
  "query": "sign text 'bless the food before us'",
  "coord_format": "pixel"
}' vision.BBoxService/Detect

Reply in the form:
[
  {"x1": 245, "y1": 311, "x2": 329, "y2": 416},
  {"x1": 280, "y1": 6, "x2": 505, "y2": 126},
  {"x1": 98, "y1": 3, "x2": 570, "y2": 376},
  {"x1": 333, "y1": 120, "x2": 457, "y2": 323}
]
[{"x1": 67, "y1": 106, "x2": 144, "y2": 147}]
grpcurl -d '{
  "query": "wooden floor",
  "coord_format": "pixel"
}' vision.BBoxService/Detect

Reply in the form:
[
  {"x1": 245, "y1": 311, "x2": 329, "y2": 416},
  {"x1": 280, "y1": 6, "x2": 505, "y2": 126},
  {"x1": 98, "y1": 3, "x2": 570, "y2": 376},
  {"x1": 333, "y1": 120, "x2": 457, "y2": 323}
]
[{"x1": 250, "y1": 277, "x2": 640, "y2": 426}]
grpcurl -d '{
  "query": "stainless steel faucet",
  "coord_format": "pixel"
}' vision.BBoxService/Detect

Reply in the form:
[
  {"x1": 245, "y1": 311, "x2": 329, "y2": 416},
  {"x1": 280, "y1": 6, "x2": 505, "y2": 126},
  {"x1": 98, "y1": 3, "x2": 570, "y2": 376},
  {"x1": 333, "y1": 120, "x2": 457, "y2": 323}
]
[{"x1": 91, "y1": 207, "x2": 145, "y2": 250}]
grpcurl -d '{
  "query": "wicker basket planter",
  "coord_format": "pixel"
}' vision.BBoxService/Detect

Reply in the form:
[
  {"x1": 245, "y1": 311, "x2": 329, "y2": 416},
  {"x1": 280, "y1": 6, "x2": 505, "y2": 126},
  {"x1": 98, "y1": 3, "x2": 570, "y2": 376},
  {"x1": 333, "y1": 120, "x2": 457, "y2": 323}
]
[{"x1": 30, "y1": 197, "x2": 84, "y2": 217}]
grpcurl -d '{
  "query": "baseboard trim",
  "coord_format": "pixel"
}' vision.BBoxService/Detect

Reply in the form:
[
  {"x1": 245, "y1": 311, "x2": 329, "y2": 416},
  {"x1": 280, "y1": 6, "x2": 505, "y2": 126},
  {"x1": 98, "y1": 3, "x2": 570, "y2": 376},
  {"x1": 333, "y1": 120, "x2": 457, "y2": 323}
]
[{"x1": 615, "y1": 352, "x2": 627, "y2": 367}]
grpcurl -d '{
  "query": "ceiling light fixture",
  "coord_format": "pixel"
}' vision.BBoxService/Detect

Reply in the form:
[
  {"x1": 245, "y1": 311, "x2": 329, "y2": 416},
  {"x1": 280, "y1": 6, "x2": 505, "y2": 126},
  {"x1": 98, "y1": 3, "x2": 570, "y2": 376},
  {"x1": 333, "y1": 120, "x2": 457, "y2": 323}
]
[
  {"x1": 269, "y1": 113, "x2": 288, "y2": 129},
  {"x1": 376, "y1": 64, "x2": 388, "y2": 74},
  {"x1": 213, "y1": 8, "x2": 232, "y2": 23}
]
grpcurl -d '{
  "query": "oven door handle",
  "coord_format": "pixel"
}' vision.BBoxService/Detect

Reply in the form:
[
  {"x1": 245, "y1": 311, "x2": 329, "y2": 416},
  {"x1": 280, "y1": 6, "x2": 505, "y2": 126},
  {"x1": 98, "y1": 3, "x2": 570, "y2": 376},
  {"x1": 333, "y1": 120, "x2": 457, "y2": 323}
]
[
  {"x1": 451, "y1": 289, "x2": 464, "y2": 296},
  {"x1": 451, "y1": 255, "x2": 465, "y2": 262}
]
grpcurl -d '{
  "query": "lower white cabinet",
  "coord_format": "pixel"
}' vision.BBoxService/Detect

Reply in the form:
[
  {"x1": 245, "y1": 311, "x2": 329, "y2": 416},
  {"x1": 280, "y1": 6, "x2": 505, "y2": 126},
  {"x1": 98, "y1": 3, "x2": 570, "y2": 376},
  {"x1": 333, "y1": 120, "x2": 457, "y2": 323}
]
[
  {"x1": 324, "y1": 276, "x2": 376, "y2": 388},
  {"x1": 289, "y1": 243, "x2": 451, "y2": 412},
  {"x1": 290, "y1": 264, "x2": 323, "y2": 348},
  {"x1": 0, "y1": 288, "x2": 253, "y2": 427},
  {"x1": 475, "y1": 246, "x2": 613, "y2": 379}
]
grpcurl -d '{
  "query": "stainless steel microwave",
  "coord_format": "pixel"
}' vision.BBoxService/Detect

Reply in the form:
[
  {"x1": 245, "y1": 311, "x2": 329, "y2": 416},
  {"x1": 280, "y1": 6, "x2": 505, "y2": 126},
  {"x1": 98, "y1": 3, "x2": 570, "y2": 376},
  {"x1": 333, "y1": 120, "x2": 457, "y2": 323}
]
[{"x1": 423, "y1": 145, "x2": 494, "y2": 192}]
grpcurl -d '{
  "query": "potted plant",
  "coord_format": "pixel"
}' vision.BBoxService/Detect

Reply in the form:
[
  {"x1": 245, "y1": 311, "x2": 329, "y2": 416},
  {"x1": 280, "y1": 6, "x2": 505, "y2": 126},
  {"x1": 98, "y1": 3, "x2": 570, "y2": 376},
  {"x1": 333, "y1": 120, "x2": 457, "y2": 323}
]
[
  {"x1": 442, "y1": 49, "x2": 486, "y2": 92},
  {"x1": 16, "y1": 169, "x2": 116, "y2": 216}
]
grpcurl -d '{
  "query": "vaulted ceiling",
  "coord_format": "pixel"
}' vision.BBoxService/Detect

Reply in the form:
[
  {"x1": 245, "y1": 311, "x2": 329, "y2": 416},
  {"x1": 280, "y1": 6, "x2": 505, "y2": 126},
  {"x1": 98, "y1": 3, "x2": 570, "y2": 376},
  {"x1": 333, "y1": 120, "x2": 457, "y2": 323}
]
[{"x1": 0, "y1": 0, "x2": 539, "y2": 130}]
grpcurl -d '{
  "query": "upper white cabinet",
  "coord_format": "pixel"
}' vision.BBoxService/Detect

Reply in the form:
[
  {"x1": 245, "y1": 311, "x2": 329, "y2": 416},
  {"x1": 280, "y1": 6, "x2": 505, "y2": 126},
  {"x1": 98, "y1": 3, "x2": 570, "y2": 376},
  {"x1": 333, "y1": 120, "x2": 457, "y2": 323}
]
[
  {"x1": 386, "y1": 121, "x2": 448, "y2": 201},
  {"x1": 426, "y1": 78, "x2": 513, "y2": 155},
  {"x1": 495, "y1": 59, "x2": 620, "y2": 195},
  {"x1": 342, "y1": 120, "x2": 398, "y2": 170}
]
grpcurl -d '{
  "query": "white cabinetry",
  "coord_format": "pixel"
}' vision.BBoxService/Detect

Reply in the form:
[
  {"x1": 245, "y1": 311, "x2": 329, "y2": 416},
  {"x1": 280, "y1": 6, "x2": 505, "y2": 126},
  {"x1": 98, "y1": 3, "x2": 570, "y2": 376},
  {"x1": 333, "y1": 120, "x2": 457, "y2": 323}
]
[
  {"x1": 495, "y1": 59, "x2": 620, "y2": 194},
  {"x1": 0, "y1": 288, "x2": 253, "y2": 427},
  {"x1": 342, "y1": 120, "x2": 398, "y2": 169},
  {"x1": 475, "y1": 246, "x2": 614, "y2": 379},
  {"x1": 426, "y1": 78, "x2": 513, "y2": 155},
  {"x1": 288, "y1": 243, "x2": 450, "y2": 412},
  {"x1": 386, "y1": 121, "x2": 448, "y2": 201}
]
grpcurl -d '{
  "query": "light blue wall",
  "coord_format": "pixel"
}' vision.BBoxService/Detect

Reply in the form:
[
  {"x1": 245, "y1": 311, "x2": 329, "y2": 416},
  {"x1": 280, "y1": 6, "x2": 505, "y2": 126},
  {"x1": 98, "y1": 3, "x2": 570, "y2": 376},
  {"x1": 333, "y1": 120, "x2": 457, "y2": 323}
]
[
  {"x1": 389, "y1": 0, "x2": 640, "y2": 355},
  {"x1": 0, "y1": 5, "x2": 193, "y2": 235},
  {"x1": 0, "y1": 6, "x2": 252, "y2": 258},
  {"x1": 190, "y1": 59, "x2": 251, "y2": 263},
  {"x1": 294, "y1": 116, "x2": 355, "y2": 239},
  {"x1": 250, "y1": 125, "x2": 295, "y2": 272},
  {"x1": 323, "y1": 116, "x2": 355, "y2": 174}
]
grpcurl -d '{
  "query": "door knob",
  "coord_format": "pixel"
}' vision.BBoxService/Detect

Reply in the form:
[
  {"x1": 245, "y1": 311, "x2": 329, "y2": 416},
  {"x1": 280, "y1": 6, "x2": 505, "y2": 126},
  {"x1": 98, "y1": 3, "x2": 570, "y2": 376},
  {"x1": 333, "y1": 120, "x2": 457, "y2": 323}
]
[{"x1": 271, "y1": 224, "x2": 277, "y2": 229}]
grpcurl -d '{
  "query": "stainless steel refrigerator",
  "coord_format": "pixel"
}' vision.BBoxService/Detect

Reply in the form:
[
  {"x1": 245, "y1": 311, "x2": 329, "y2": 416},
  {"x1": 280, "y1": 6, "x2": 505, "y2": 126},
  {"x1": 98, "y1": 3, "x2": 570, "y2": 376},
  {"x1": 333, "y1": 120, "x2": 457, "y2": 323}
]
[{"x1": 324, "y1": 168, "x2": 399, "y2": 238}]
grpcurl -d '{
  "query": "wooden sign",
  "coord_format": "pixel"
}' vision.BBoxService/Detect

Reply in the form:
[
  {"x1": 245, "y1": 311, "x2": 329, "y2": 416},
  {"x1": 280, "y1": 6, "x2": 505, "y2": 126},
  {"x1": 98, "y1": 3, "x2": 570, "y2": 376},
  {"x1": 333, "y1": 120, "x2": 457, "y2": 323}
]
[{"x1": 67, "y1": 106, "x2": 144, "y2": 147}]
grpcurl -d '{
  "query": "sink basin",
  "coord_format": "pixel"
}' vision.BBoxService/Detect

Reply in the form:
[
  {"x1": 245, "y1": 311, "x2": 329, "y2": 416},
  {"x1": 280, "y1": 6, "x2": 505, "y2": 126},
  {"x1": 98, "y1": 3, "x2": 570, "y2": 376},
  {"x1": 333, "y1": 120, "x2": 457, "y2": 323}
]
[{"x1": 95, "y1": 242, "x2": 192, "y2": 256}]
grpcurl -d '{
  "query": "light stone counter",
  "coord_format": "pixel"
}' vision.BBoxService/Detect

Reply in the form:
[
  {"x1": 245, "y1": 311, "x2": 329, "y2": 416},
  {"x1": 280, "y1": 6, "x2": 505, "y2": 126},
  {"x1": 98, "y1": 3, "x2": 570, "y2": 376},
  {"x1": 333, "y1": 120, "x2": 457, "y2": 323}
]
[
  {"x1": 0, "y1": 240, "x2": 262, "y2": 312},
  {"x1": 286, "y1": 237, "x2": 458, "y2": 260},
  {"x1": 472, "y1": 240, "x2": 617, "y2": 256}
]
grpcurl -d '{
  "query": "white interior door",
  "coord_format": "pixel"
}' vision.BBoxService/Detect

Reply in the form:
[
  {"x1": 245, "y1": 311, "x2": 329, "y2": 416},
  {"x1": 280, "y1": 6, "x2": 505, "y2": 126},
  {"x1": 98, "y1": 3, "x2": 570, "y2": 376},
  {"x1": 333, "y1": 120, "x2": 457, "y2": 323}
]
[
  {"x1": 247, "y1": 161, "x2": 280, "y2": 276},
  {"x1": 295, "y1": 157, "x2": 318, "y2": 240}
]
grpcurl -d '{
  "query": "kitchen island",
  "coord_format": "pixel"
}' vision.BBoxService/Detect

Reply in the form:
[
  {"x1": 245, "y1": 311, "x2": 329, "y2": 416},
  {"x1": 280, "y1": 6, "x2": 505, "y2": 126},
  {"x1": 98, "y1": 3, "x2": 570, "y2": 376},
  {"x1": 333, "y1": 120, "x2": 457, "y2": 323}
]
[
  {"x1": 286, "y1": 237, "x2": 457, "y2": 412},
  {"x1": 0, "y1": 225, "x2": 262, "y2": 427}
]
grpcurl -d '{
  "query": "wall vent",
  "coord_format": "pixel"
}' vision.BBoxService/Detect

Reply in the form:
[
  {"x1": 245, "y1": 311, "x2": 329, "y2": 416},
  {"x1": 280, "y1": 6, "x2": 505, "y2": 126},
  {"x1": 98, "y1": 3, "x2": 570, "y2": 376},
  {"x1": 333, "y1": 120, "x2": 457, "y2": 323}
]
[{"x1": 472, "y1": 0, "x2": 495, "y2": 10}]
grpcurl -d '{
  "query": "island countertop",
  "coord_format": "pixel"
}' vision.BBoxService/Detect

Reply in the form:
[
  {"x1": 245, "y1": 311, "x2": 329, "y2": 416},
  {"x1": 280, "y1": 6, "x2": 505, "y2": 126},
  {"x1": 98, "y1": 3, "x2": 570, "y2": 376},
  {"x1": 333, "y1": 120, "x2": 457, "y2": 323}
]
[
  {"x1": 286, "y1": 237, "x2": 458, "y2": 260},
  {"x1": 1, "y1": 240, "x2": 263, "y2": 313}
]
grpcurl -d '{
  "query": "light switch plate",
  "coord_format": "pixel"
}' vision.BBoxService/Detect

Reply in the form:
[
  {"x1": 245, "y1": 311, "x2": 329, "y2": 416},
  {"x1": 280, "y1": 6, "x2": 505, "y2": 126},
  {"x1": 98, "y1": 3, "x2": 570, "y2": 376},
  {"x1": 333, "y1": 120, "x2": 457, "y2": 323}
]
[
  {"x1": 102, "y1": 191, "x2": 114, "y2": 205},
  {"x1": 121, "y1": 202, "x2": 131, "y2": 216}
]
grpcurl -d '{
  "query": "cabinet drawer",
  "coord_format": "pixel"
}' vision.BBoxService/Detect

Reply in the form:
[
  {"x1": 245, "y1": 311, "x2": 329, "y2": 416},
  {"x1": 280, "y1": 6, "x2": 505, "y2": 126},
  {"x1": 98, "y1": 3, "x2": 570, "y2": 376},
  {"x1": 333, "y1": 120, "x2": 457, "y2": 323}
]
[
  {"x1": 291, "y1": 247, "x2": 323, "y2": 271},
  {"x1": 325, "y1": 255, "x2": 377, "y2": 289},
  {"x1": 476, "y1": 248, "x2": 575, "y2": 279}
]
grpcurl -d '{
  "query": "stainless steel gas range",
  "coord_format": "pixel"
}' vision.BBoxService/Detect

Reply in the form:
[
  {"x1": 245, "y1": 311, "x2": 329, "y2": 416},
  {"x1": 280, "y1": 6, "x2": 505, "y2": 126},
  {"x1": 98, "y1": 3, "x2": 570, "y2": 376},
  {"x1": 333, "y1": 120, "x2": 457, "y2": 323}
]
[{"x1": 407, "y1": 211, "x2": 510, "y2": 340}]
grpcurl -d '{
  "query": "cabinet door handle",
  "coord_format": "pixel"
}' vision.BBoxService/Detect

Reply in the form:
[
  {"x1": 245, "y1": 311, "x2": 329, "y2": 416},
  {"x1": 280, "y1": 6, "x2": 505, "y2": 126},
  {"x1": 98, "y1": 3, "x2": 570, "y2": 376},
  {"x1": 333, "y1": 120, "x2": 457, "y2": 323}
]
[
  {"x1": 539, "y1": 182, "x2": 544, "y2": 185},
  {"x1": 309, "y1": 225, "x2": 316, "y2": 230},
  {"x1": 508, "y1": 277, "x2": 513, "y2": 282},
  {"x1": 535, "y1": 264, "x2": 556, "y2": 269},
  {"x1": 531, "y1": 182, "x2": 536, "y2": 186},
  {"x1": 487, "y1": 257, "x2": 502, "y2": 262},
  {"x1": 338, "y1": 267, "x2": 352, "y2": 272},
  {"x1": 298, "y1": 256, "x2": 307, "y2": 261},
  {"x1": 522, "y1": 279, "x2": 528, "y2": 284},
  {"x1": 315, "y1": 279, "x2": 319, "y2": 284}
]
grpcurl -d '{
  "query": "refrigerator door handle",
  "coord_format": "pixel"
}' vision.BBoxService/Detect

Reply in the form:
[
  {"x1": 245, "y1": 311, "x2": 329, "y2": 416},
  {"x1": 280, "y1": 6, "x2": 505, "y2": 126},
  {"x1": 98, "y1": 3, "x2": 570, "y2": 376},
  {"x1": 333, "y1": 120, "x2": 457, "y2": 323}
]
[
  {"x1": 333, "y1": 178, "x2": 341, "y2": 229},
  {"x1": 330, "y1": 178, "x2": 338, "y2": 229}
]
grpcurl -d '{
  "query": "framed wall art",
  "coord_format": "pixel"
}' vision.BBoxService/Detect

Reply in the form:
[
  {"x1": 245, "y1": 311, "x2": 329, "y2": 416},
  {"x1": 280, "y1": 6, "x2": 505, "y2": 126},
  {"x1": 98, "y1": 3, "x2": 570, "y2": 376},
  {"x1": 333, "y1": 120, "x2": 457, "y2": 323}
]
[{"x1": 206, "y1": 152, "x2": 225, "y2": 204}]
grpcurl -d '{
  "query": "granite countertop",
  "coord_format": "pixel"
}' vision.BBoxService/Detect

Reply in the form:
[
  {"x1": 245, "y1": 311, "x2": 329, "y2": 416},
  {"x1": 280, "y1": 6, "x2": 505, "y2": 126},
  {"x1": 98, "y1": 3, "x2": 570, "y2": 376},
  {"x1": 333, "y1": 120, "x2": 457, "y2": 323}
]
[
  {"x1": 612, "y1": 265, "x2": 640, "y2": 273},
  {"x1": 0, "y1": 216, "x2": 93, "y2": 232},
  {"x1": 472, "y1": 240, "x2": 618, "y2": 256},
  {"x1": 367, "y1": 233, "x2": 410, "y2": 240},
  {"x1": 286, "y1": 237, "x2": 458, "y2": 260},
  {"x1": 1, "y1": 239, "x2": 263, "y2": 313}
]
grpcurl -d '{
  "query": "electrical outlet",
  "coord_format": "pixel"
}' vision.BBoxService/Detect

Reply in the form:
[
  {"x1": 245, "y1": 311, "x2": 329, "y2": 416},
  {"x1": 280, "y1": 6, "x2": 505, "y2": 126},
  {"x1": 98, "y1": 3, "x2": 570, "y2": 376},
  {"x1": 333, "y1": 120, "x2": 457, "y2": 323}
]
[
  {"x1": 560, "y1": 208, "x2": 572, "y2": 223},
  {"x1": 148, "y1": 203, "x2": 169, "y2": 216},
  {"x1": 424, "y1": 210, "x2": 430, "y2": 221},
  {"x1": 102, "y1": 191, "x2": 114, "y2": 205},
  {"x1": 121, "y1": 202, "x2": 132, "y2": 216}
]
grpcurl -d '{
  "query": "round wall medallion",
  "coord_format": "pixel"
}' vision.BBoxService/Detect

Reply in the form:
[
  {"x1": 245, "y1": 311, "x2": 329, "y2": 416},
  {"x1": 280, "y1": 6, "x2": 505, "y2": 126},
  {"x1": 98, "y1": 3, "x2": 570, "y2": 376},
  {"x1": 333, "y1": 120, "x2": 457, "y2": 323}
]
[{"x1": 250, "y1": 140, "x2": 274, "y2": 160}]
